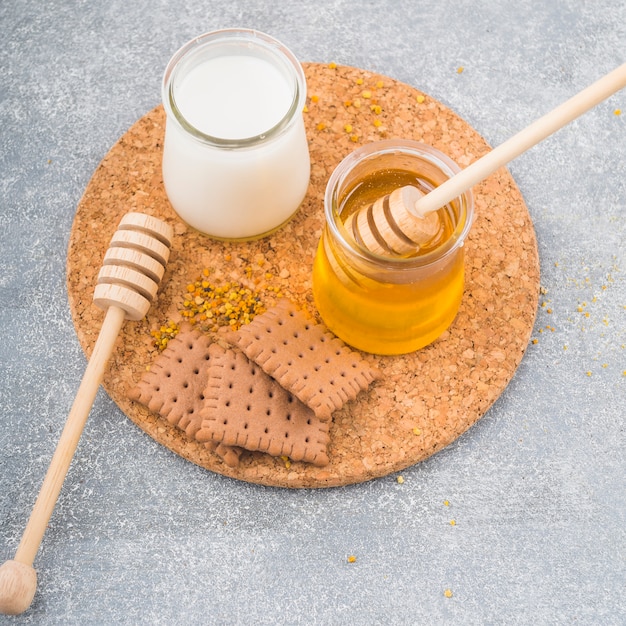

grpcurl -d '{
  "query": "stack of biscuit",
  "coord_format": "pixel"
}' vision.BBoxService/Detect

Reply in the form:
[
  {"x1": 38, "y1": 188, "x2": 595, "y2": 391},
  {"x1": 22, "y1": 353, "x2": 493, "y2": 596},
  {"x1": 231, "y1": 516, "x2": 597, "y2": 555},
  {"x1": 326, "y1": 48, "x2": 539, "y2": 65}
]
[{"x1": 129, "y1": 299, "x2": 380, "y2": 468}]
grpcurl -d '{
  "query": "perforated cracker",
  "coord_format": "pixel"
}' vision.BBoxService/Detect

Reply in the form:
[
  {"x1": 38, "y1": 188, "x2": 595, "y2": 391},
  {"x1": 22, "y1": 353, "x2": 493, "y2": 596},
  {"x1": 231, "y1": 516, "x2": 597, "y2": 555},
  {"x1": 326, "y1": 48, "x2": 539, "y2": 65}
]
[
  {"x1": 195, "y1": 345, "x2": 331, "y2": 467},
  {"x1": 227, "y1": 299, "x2": 381, "y2": 421},
  {"x1": 128, "y1": 325, "x2": 242, "y2": 467}
]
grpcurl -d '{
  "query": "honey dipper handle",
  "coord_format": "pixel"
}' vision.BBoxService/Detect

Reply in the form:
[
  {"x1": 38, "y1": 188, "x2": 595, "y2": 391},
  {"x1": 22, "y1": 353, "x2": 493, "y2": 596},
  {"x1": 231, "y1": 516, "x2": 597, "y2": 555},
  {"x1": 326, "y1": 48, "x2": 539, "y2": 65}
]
[
  {"x1": 0, "y1": 305, "x2": 125, "y2": 615},
  {"x1": 412, "y1": 62, "x2": 626, "y2": 217}
]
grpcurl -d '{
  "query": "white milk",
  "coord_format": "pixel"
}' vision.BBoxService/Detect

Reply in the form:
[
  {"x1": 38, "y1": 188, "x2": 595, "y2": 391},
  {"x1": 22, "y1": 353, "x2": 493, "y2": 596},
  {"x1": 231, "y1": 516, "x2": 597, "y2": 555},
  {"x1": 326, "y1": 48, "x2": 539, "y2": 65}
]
[
  {"x1": 162, "y1": 31, "x2": 310, "y2": 240},
  {"x1": 176, "y1": 55, "x2": 292, "y2": 139}
]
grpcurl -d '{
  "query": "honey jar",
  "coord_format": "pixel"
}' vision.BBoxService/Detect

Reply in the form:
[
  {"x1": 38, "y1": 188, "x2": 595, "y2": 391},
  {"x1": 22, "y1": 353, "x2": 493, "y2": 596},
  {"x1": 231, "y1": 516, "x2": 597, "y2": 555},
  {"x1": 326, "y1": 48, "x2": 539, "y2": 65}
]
[{"x1": 312, "y1": 140, "x2": 474, "y2": 355}]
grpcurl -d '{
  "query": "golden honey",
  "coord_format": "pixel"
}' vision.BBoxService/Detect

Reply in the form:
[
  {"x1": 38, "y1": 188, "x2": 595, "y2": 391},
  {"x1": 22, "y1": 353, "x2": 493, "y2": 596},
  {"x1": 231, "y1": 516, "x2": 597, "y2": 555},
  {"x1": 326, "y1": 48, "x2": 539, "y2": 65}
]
[{"x1": 312, "y1": 140, "x2": 474, "y2": 355}]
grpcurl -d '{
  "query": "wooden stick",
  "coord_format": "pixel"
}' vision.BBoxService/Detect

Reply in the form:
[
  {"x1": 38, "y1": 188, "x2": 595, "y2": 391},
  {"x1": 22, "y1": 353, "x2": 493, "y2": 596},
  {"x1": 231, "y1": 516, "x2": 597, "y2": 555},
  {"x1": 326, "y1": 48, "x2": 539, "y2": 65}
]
[
  {"x1": 411, "y1": 61, "x2": 626, "y2": 218},
  {"x1": 0, "y1": 213, "x2": 172, "y2": 615},
  {"x1": 350, "y1": 62, "x2": 626, "y2": 255}
]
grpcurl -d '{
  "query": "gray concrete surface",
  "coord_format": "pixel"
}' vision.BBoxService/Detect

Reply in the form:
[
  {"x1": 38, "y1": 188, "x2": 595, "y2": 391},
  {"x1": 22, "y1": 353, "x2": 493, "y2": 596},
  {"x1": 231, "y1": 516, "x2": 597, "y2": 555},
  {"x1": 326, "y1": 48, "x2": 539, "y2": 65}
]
[{"x1": 1, "y1": 1, "x2": 624, "y2": 624}]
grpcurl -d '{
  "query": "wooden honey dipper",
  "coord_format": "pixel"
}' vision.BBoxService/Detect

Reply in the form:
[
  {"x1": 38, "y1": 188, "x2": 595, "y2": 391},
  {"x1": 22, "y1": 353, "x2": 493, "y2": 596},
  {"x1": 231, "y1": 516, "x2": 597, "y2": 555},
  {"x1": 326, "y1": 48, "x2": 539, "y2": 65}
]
[
  {"x1": 0, "y1": 212, "x2": 173, "y2": 615},
  {"x1": 346, "y1": 62, "x2": 626, "y2": 256}
]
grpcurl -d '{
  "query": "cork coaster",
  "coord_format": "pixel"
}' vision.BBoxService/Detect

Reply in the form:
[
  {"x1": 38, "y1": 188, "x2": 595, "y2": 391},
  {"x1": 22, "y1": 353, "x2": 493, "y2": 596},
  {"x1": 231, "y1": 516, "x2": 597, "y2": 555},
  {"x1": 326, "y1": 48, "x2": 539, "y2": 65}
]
[{"x1": 66, "y1": 63, "x2": 540, "y2": 488}]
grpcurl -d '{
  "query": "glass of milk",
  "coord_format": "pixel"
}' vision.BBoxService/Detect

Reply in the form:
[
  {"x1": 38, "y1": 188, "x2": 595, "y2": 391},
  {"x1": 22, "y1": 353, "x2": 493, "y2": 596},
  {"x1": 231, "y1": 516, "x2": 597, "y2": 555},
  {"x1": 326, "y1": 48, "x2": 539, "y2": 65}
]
[{"x1": 161, "y1": 29, "x2": 311, "y2": 240}]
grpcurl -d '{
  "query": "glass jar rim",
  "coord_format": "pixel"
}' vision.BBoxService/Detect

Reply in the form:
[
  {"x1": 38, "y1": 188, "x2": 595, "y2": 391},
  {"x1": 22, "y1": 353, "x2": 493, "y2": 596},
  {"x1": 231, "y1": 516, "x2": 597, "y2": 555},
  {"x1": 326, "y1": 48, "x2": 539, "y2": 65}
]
[
  {"x1": 162, "y1": 28, "x2": 306, "y2": 149},
  {"x1": 325, "y1": 139, "x2": 475, "y2": 269}
]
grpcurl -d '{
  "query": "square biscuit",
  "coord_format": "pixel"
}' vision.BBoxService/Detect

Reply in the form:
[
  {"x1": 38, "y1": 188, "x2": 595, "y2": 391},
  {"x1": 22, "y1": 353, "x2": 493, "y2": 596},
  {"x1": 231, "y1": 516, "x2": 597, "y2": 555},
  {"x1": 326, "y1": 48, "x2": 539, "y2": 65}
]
[
  {"x1": 128, "y1": 324, "x2": 242, "y2": 466},
  {"x1": 227, "y1": 299, "x2": 380, "y2": 421},
  {"x1": 195, "y1": 345, "x2": 330, "y2": 467}
]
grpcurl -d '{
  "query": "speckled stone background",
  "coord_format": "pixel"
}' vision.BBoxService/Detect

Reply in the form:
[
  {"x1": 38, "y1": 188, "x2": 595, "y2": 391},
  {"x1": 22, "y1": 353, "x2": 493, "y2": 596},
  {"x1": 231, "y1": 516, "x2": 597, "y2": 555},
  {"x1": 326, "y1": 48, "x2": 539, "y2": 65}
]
[{"x1": 1, "y1": 1, "x2": 624, "y2": 624}]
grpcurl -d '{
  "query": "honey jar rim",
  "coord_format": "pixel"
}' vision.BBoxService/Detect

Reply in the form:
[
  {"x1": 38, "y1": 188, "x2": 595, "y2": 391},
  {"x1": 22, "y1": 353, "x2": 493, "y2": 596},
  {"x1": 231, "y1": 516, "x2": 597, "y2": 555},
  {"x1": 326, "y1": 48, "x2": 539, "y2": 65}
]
[{"x1": 324, "y1": 139, "x2": 475, "y2": 269}]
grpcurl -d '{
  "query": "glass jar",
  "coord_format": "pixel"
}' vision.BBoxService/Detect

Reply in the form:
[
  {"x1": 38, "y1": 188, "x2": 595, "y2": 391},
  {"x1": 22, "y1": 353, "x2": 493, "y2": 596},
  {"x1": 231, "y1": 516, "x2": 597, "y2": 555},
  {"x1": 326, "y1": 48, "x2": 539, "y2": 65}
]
[
  {"x1": 312, "y1": 140, "x2": 474, "y2": 355},
  {"x1": 161, "y1": 29, "x2": 310, "y2": 240}
]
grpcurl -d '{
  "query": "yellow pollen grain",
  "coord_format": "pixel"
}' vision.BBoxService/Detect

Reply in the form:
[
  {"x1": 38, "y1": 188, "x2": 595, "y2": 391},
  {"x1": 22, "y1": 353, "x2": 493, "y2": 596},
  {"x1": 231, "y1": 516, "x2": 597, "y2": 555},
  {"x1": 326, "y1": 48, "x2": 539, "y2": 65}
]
[
  {"x1": 396, "y1": 476, "x2": 404, "y2": 484},
  {"x1": 356, "y1": 77, "x2": 364, "y2": 85},
  {"x1": 347, "y1": 555, "x2": 357, "y2": 563},
  {"x1": 615, "y1": 109, "x2": 622, "y2": 115},
  {"x1": 344, "y1": 124, "x2": 353, "y2": 133},
  {"x1": 328, "y1": 62, "x2": 337, "y2": 69},
  {"x1": 416, "y1": 95, "x2": 425, "y2": 103},
  {"x1": 362, "y1": 90, "x2": 372, "y2": 99},
  {"x1": 457, "y1": 66, "x2": 464, "y2": 73},
  {"x1": 444, "y1": 589, "x2": 453, "y2": 598},
  {"x1": 311, "y1": 94, "x2": 319, "y2": 103}
]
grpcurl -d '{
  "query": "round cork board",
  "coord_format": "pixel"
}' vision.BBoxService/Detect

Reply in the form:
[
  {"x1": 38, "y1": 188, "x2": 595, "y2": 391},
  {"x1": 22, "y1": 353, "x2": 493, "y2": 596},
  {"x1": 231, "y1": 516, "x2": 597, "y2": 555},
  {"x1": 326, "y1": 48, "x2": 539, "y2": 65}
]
[{"x1": 67, "y1": 63, "x2": 540, "y2": 488}]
